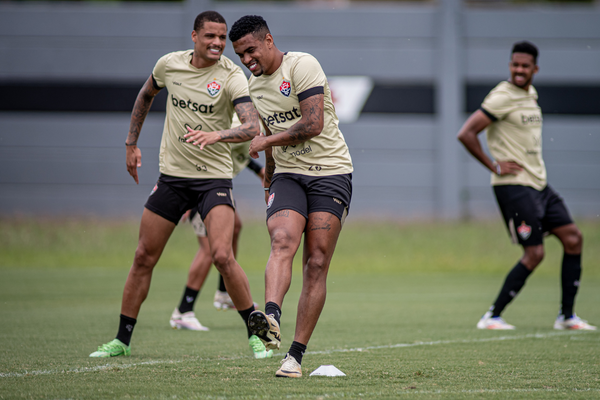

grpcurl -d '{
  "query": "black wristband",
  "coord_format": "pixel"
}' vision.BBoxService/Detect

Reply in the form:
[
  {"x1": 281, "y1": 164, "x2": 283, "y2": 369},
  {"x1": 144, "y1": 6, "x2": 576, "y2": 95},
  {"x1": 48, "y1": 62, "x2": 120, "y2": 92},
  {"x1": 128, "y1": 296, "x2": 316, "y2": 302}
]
[
  {"x1": 247, "y1": 159, "x2": 263, "y2": 175},
  {"x1": 125, "y1": 142, "x2": 137, "y2": 146}
]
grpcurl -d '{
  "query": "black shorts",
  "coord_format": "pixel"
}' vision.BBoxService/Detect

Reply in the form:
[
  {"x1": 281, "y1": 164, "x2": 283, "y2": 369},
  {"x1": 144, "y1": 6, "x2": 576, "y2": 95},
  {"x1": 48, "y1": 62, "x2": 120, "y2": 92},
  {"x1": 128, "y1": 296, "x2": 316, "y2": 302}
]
[
  {"x1": 494, "y1": 184, "x2": 573, "y2": 246},
  {"x1": 144, "y1": 174, "x2": 235, "y2": 225},
  {"x1": 266, "y1": 173, "x2": 352, "y2": 223}
]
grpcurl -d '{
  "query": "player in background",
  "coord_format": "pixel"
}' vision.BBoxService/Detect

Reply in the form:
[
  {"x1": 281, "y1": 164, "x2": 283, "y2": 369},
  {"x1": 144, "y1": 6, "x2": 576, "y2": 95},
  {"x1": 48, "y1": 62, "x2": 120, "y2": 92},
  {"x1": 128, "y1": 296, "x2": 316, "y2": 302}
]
[
  {"x1": 90, "y1": 11, "x2": 271, "y2": 359},
  {"x1": 457, "y1": 41, "x2": 596, "y2": 331},
  {"x1": 229, "y1": 15, "x2": 354, "y2": 378}
]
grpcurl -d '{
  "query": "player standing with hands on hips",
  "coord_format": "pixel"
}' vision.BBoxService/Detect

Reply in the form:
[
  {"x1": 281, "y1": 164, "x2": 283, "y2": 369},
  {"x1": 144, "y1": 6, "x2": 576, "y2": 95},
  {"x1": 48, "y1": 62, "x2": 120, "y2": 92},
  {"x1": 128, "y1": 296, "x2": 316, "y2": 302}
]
[
  {"x1": 229, "y1": 15, "x2": 354, "y2": 377},
  {"x1": 457, "y1": 41, "x2": 596, "y2": 331}
]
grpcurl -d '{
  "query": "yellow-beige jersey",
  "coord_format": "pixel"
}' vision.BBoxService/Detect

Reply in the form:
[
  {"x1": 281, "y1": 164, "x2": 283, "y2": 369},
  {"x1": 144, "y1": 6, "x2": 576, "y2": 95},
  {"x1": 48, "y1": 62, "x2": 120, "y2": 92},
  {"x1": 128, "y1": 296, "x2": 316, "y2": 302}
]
[
  {"x1": 152, "y1": 50, "x2": 251, "y2": 179},
  {"x1": 481, "y1": 81, "x2": 546, "y2": 191},
  {"x1": 248, "y1": 52, "x2": 353, "y2": 176}
]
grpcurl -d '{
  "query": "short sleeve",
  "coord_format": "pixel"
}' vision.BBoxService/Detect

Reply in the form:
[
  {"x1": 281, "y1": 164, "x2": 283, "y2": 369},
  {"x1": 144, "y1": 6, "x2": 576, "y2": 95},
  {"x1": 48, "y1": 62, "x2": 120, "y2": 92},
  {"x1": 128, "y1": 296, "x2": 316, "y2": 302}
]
[
  {"x1": 291, "y1": 54, "x2": 326, "y2": 96},
  {"x1": 225, "y1": 67, "x2": 250, "y2": 104},
  {"x1": 152, "y1": 54, "x2": 170, "y2": 88},
  {"x1": 481, "y1": 90, "x2": 513, "y2": 121}
]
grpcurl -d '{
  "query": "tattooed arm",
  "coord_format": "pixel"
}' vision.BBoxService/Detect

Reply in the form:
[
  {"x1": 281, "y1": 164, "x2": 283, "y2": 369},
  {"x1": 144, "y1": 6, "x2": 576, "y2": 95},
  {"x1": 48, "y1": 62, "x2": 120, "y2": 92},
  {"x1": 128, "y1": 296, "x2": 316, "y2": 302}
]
[
  {"x1": 260, "y1": 122, "x2": 276, "y2": 203},
  {"x1": 126, "y1": 75, "x2": 162, "y2": 184},
  {"x1": 249, "y1": 92, "x2": 324, "y2": 155},
  {"x1": 184, "y1": 100, "x2": 260, "y2": 148}
]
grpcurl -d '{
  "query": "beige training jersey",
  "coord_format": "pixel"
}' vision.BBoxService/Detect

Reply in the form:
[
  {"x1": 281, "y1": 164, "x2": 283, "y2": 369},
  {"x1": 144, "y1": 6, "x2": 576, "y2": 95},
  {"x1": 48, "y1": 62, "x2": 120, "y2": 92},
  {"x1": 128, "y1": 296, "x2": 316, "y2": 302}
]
[
  {"x1": 248, "y1": 52, "x2": 353, "y2": 177},
  {"x1": 152, "y1": 50, "x2": 250, "y2": 179},
  {"x1": 481, "y1": 81, "x2": 546, "y2": 190}
]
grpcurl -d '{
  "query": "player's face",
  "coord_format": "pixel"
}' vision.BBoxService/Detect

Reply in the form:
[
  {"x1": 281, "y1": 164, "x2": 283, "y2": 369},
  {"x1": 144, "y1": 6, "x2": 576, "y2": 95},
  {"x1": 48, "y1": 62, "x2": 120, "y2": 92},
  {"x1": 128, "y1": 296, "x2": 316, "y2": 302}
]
[
  {"x1": 509, "y1": 53, "x2": 538, "y2": 90},
  {"x1": 233, "y1": 33, "x2": 274, "y2": 77},
  {"x1": 191, "y1": 21, "x2": 227, "y2": 65}
]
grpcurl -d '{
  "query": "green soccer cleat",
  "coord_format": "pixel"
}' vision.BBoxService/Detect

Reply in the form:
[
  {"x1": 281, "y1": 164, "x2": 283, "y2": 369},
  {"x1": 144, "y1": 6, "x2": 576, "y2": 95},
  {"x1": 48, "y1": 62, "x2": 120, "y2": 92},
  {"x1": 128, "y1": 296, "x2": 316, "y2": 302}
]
[
  {"x1": 249, "y1": 335, "x2": 273, "y2": 359},
  {"x1": 89, "y1": 339, "x2": 131, "y2": 358}
]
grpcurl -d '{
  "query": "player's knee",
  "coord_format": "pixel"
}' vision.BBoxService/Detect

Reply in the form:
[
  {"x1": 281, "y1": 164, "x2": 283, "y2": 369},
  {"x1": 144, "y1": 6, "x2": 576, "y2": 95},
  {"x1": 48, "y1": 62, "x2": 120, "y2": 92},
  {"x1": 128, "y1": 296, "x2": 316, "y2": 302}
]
[
  {"x1": 133, "y1": 245, "x2": 158, "y2": 271},
  {"x1": 304, "y1": 252, "x2": 329, "y2": 279},
  {"x1": 211, "y1": 248, "x2": 231, "y2": 269},
  {"x1": 563, "y1": 228, "x2": 583, "y2": 253},
  {"x1": 523, "y1": 246, "x2": 544, "y2": 269},
  {"x1": 270, "y1": 229, "x2": 295, "y2": 253}
]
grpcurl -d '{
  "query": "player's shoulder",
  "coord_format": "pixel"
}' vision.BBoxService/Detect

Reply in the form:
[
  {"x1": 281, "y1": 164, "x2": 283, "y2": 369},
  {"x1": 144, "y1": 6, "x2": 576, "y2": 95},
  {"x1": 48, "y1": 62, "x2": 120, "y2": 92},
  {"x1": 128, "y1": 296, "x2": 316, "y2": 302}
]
[
  {"x1": 285, "y1": 51, "x2": 320, "y2": 66},
  {"x1": 488, "y1": 81, "x2": 533, "y2": 101},
  {"x1": 157, "y1": 50, "x2": 191, "y2": 66},
  {"x1": 216, "y1": 55, "x2": 245, "y2": 75}
]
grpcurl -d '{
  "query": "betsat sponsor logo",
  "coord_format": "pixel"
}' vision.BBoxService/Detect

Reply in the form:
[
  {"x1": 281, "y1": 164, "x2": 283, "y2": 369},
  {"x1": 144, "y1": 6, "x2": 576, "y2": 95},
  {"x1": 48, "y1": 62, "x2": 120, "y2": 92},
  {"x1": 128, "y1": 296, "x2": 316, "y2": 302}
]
[
  {"x1": 172, "y1": 94, "x2": 215, "y2": 114},
  {"x1": 521, "y1": 113, "x2": 542, "y2": 125},
  {"x1": 262, "y1": 107, "x2": 302, "y2": 127}
]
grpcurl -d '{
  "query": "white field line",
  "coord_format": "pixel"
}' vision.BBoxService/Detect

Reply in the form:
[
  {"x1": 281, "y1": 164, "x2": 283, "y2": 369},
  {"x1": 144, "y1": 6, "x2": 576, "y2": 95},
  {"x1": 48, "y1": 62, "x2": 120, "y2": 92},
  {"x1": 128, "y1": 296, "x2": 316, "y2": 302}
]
[{"x1": 0, "y1": 330, "x2": 592, "y2": 378}]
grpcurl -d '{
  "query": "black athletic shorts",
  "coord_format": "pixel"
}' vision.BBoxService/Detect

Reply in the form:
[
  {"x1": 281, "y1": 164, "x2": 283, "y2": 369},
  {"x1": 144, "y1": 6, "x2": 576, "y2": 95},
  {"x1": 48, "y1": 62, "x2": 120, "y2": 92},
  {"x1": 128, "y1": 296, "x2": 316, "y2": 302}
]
[
  {"x1": 493, "y1": 184, "x2": 573, "y2": 246},
  {"x1": 144, "y1": 174, "x2": 234, "y2": 225},
  {"x1": 266, "y1": 173, "x2": 352, "y2": 223}
]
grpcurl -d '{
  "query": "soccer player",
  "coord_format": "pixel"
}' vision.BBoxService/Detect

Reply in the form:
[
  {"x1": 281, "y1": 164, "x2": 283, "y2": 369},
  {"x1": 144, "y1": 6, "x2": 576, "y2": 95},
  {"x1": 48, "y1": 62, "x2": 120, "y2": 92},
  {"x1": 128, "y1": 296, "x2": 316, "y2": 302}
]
[
  {"x1": 229, "y1": 15, "x2": 354, "y2": 378},
  {"x1": 457, "y1": 41, "x2": 596, "y2": 331},
  {"x1": 90, "y1": 11, "x2": 271, "y2": 358}
]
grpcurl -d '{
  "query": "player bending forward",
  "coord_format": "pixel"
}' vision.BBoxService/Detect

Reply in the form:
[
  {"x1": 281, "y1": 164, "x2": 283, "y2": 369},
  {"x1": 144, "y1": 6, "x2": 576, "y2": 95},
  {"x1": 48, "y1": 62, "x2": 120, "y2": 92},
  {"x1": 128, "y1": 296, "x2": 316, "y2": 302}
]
[{"x1": 230, "y1": 15, "x2": 354, "y2": 377}]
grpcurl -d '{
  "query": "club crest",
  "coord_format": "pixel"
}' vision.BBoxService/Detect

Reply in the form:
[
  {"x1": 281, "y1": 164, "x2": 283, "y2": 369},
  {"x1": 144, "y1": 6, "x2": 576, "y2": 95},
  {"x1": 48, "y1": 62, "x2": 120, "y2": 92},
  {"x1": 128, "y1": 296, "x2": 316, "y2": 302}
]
[
  {"x1": 267, "y1": 193, "x2": 275, "y2": 209},
  {"x1": 280, "y1": 80, "x2": 291, "y2": 97},
  {"x1": 517, "y1": 221, "x2": 532, "y2": 240},
  {"x1": 207, "y1": 80, "x2": 221, "y2": 97},
  {"x1": 150, "y1": 184, "x2": 158, "y2": 195}
]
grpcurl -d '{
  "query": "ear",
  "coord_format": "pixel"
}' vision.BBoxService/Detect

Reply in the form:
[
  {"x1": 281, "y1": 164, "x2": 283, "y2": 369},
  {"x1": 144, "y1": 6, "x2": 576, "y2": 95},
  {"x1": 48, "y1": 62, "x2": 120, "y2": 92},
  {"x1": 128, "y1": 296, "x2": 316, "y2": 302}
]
[
  {"x1": 533, "y1": 64, "x2": 539, "y2": 75},
  {"x1": 265, "y1": 33, "x2": 274, "y2": 49},
  {"x1": 191, "y1": 30, "x2": 198, "y2": 44}
]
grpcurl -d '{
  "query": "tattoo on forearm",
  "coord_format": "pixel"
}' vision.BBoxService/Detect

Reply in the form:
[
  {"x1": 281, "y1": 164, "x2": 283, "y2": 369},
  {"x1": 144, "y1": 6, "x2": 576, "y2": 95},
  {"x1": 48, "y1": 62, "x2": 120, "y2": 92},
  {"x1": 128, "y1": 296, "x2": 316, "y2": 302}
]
[
  {"x1": 127, "y1": 79, "x2": 157, "y2": 145},
  {"x1": 219, "y1": 103, "x2": 260, "y2": 142}
]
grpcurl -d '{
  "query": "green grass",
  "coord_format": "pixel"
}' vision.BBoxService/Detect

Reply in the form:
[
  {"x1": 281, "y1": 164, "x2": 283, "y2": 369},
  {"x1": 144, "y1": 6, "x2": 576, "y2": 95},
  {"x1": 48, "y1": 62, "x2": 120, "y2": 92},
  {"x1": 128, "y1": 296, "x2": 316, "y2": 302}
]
[{"x1": 1, "y1": 217, "x2": 599, "y2": 399}]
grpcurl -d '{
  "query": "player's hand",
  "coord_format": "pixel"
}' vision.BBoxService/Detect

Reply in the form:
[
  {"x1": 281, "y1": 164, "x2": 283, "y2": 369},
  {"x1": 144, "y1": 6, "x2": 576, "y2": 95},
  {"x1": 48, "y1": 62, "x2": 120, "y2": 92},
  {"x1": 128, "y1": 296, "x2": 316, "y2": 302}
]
[
  {"x1": 126, "y1": 145, "x2": 142, "y2": 184},
  {"x1": 249, "y1": 134, "x2": 269, "y2": 159},
  {"x1": 184, "y1": 127, "x2": 220, "y2": 150},
  {"x1": 497, "y1": 160, "x2": 523, "y2": 176},
  {"x1": 180, "y1": 209, "x2": 192, "y2": 223}
]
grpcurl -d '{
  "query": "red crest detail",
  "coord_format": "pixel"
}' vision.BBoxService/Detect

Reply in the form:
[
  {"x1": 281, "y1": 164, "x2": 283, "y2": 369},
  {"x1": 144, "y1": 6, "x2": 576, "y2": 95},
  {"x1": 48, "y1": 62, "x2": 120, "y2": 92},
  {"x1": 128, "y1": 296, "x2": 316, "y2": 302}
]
[
  {"x1": 207, "y1": 81, "x2": 221, "y2": 97},
  {"x1": 280, "y1": 80, "x2": 291, "y2": 97},
  {"x1": 517, "y1": 221, "x2": 532, "y2": 240}
]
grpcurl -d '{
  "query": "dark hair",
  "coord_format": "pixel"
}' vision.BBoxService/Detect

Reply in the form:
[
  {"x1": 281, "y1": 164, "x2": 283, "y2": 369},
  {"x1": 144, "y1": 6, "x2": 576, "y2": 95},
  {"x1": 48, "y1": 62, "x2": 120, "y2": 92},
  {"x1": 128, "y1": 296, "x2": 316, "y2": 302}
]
[
  {"x1": 512, "y1": 41, "x2": 538, "y2": 64},
  {"x1": 229, "y1": 15, "x2": 270, "y2": 43},
  {"x1": 194, "y1": 11, "x2": 226, "y2": 32}
]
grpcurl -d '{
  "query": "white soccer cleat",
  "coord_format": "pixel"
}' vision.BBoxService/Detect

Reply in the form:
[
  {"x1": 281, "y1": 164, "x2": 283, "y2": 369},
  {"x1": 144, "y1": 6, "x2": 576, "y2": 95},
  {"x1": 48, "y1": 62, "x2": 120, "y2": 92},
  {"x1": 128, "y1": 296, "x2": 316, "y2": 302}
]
[
  {"x1": 169, "y1": 308, "x2": 209, "y2": 331},
  {"x1": 554, "y1": 314, "x2": 597, "y2": 331},
  {"x1": 213, "y1": 290, "x2": 236, "y2": 311},
  {"x1": 276, "y1": 354, "x2": 302, "y2": 378},
  {"x1": 477, "y1": 311, "x2": 516, "y2": 330}
]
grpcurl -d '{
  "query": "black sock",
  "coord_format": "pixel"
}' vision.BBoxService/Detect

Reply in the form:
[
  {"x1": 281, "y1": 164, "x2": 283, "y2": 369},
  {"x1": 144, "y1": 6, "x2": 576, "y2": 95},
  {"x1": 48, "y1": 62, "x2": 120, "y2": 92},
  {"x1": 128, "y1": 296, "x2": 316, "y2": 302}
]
[
  {"x1": 491, "y1": 262, "x2": 532, "y2": 317},
  {"x1": 561, "y1": 253, "x2": 581, "y2": 319},
  {"x1": 265, "y1": 301, "x2": 282, "y2": 326},
  {"x1": 178, "y1": 286, "x2": 199, "y2": 314},
  {"x1": 116, "y1": 314, "x2": 137, "y2": 346},
  {"x1": 238, "y1": 305, "x2": 256, "y2": 338},
  {"x1": 218, "y1": 274, "x2": 227, "y2": 292},
  {"x1": 288, "y1": 341, "x2": 307, "y2": 365}
]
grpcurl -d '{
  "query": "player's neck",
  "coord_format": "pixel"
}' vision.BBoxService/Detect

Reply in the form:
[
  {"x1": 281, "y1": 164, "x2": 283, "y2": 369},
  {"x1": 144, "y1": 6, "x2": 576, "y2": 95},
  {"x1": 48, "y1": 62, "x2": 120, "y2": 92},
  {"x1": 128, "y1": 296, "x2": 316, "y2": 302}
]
[
  {"x1": 264, "y1": 49, "x2": 285, "y2": 75},
  {"x1": 191, "y1": 55, "x2": 218, "y2": 69},
  {"x1": 508, "y1": 80, "x2": 531, "y2": 92}
]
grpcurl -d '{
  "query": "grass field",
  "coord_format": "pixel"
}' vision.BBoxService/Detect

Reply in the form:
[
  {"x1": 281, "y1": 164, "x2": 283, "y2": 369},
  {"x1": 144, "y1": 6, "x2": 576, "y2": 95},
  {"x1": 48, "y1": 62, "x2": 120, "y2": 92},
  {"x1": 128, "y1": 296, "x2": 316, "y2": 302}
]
[{"x1": 1, "y1": 217, "x2": 599, "y2": 399}]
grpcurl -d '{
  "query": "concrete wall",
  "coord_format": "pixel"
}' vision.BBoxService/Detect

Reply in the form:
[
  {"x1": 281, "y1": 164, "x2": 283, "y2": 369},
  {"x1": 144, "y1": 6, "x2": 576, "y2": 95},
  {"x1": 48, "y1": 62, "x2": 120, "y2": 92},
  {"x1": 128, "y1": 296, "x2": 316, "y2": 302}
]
[{"x1": 1, "y1": 0, "x2": 599, "y2": 220}]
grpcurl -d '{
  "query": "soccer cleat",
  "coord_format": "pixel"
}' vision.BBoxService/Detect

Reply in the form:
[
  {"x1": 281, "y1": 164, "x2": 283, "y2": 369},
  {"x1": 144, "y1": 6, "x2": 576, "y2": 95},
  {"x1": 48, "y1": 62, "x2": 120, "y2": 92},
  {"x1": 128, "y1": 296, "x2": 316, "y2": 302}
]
[
  {"x1": 248, "y1": 310, "x2": 281, "y2": 350},
  {"x1": 477, "y1": 311, "x2": 516, "y2": 330},
  {"x1": 276, "y1": 354, "x2": 302, "y2": 378},
  {"x1": 89, "y1": 339, "x2": 131, "y2": 358},
  {"x1": 213, "y1": 290, "x2": 236, "y2": 311},
  {"x1": 249, "y1": 335, "x2": 274, "y2": 359},
  {"x1": 554, "y1": 314, "x2": 597, "y2": 331},
  {"x1": 169, "y1": 308, "x2": 209, "y2": 331}
]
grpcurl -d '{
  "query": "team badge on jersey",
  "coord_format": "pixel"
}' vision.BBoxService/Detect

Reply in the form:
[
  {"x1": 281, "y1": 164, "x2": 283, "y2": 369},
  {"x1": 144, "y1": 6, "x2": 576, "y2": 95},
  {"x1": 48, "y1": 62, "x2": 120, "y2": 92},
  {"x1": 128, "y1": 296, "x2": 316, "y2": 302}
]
[
  {"x1": 267, "y1": 193, "x2": 275, "y2": 209},
  {"x1": 207, "y1": 81, "x2": 221, "y2": 97},
  {"x1": 517, "y1": 221, "x2": 532, "y2": 240},
  {"x1": 280, "y1": 80, "x2": 291, "y2": 97}
]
